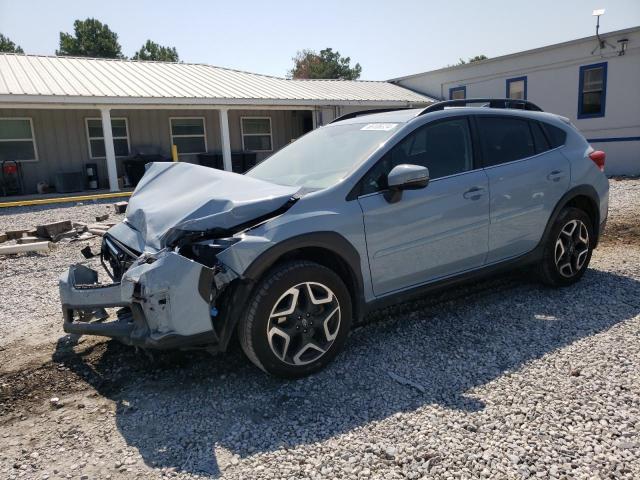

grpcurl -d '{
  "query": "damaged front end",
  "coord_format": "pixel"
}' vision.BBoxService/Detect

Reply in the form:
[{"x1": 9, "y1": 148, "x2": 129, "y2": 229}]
[
  {"x1": 59, "y1": 161, "x2": 300, "y2": 350},
  {"x1": 60, "y1": 234, "x2": 239, "y2": 349}
]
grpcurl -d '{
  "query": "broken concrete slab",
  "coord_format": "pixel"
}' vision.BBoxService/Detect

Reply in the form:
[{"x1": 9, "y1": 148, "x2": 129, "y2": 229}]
[
  {"x1": 88, "y1": 228, "x2": 107, "y2": 237},
  {"x1": 51, "y1": 230, "x2": 78, "y2": 242},
  {"x1": 36, "y1": 221, "x2": 73, "y2": 239},
  {"x1": 114, "y1": 201, "x2": 128, "y2": 214},
  {"x1": 0, "y1": 233, "x2": 7, "y2": 243},
  {"x1": 96, "y1": 214, "x2": 109, "y2": 222},
  {"x1": 17, "y1": 236, "x2": 44, "y2": 244},
  {"x1": 0, "y1": 241, "x2": 52, "y2": 255},
  {"x1": 6, "y1": 230, "x2": 28, "y2": 240},
  {"x1": 88, "y1": 223, "x2": 109, "y2": 230},
  {"x1": 71, "y1": 233, "x2": 97, "y2": 242}
]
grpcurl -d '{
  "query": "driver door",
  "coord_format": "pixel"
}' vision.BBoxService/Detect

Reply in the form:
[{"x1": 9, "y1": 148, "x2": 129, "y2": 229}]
[{"x1": 356, "y1": 117, "x2": 490, "y2": 296}]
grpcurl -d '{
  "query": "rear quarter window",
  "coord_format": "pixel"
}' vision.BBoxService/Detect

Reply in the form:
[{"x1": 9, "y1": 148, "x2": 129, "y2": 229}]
[{"x1": 540, "y1": 123, "x2": 567, "y2": 148}]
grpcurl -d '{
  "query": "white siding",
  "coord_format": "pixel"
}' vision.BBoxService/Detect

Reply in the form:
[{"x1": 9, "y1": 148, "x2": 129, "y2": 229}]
[{"x1": 393, "y1": 27, "x2": 640, "y2": 175}]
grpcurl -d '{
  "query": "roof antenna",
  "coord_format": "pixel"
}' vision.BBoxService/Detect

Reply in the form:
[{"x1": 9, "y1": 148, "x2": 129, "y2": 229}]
[{"x1": 590, "y1": 9, "x2": 616, "y2": 56}]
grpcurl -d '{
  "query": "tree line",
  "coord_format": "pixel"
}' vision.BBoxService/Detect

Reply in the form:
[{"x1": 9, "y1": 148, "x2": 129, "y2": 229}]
[
  {"x1": 1, "y1": 18, "x2": 180, "y2": 62},
  {"x1": 0, "y1": 17, "x2": 488, "y2": 79},
  {"x1": 0, "y1": 17, "x2": 363, "y2": 79}
]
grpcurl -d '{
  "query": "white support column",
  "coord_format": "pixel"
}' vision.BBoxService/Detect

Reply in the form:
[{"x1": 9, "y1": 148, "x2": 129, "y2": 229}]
[
  {"x1": 311, "y1": 108, "x2": 318, "y2": 130},
  {"x1": 218, "y1": 108, "x2": 232, "y2": 172},
  {"x1": 100, "y1": 107, "x2": 119, "y2": 191}
]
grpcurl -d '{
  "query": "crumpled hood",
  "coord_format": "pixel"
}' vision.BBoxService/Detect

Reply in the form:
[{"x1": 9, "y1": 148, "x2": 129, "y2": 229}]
[{"x1": 123, "y1": 162, "x2": 300, "y2": 249}]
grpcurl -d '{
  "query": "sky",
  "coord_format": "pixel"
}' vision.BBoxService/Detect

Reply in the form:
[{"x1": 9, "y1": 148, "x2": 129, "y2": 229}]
[{"x1": 1, "y1": 0, "x2": 638, "y2": 80}]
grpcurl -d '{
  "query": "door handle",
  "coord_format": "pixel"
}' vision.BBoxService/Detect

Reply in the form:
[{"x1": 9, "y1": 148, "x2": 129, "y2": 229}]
[
  {"x1": 463, "y1": 186, "x2": 485, "y2": 200},
  {"x1": 547, "y1": 170, "x2": 565, "y2": 182}
]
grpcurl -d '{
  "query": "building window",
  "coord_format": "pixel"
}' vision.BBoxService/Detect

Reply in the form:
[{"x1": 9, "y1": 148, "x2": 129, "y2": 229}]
[
  {"x1": 86, "y1": 118, "x2": 130, "y2": 159},
  {"x1": 241, "y1": 117, "x2": 273, "y2": 151},
  {"x1": 449, "y1": 86, "x2": 466, "y2": 100},
  {"x1": 506, "y1": 76, "x2": 527, "y2": 100},
  {"x1": 170, "y1": 117, "x2": 207, "y2": 154},
  {"x1": 0, "y1": 118, "x2": 38, "y2": 162},
  {"x1": 578, "y1": 62, "x2": 607, "y2": 118}
]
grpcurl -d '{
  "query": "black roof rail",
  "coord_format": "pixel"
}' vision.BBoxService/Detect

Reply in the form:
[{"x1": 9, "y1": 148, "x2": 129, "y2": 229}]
[
  {"x1": 418, "y1": 98, "x2": 543, "y2": 116},
  {"x1": 329, "y1": 107, "x2": 410, "y2": 124}
]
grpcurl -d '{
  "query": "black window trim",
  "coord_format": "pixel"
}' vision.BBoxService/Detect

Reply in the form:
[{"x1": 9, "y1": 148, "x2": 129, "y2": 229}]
[
  {"x1": 473, "y1": 114, "x2": 563, "y2": 169},
  {"x1": 528, "y1": 120, "x2": 550, "y2": 154},
  {"x1": 539, "y1": 121, "x2": 568, "y2": 150},
  {"x1": 349, "y1": 115, "x2": 480, "y2": 200}
]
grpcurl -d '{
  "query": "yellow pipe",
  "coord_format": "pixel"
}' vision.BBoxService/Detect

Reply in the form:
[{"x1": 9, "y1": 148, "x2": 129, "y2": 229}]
[
  {"x1": 0, "y1": 191, "x2": 132, "y2": 208},
  {"x1": 171, "y1": 144, "x2": 179, "y2": 162}
]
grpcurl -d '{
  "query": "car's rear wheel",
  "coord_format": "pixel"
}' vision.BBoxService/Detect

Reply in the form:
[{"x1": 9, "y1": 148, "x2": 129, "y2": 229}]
[
  {"x1": 238, "y1": 260, "x2": 352, "y2": 378},
  {"x1": 538, "y1": 207, "x2": 594, "y2": 287}
]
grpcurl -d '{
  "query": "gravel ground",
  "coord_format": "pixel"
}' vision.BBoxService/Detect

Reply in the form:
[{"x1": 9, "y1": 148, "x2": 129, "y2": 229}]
[
  {"x1": 0, "y1": 199, "x2": 125, "y2": 350},
  {"x1": 1, "y1": 180, "x2": 639, "y2": 479}
]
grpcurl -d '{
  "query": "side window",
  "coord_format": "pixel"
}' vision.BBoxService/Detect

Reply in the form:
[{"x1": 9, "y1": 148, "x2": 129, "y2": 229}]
[
  {"x1": 540, "y1": 123, "x2": 567, "y2": 149},
  {"x1": 529, "y1": 121, "x2": 550, "y2": 153},
  {"x1": 359, "y1": 118, "x2": 473, "y2": 195},
  {"x1": 476, "y1": 116, "x2": 535, "y2": 167}
]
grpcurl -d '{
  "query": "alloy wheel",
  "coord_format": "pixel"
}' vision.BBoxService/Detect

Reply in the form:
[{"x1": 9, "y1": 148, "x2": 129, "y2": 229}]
[
  {"x1": 554, "y1": 219, "x2": 590, "y2": 278},
  {"x1": 266, "y1": 282, "x2": 341, "y2": 366}
]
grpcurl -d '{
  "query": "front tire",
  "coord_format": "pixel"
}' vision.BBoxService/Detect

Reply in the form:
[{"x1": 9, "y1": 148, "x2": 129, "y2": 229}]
[
  {"x1": 538, "y1": 207, "x2": 594, "y2": 287},
  {"x1": 238, "y1": 260, "x2": 352, "y2": 378}
]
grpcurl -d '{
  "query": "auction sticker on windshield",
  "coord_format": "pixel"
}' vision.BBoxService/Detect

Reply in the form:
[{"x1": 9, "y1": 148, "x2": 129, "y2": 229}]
[{"x1": 360, "y1": 123, "x2": 398, "y2": 131}]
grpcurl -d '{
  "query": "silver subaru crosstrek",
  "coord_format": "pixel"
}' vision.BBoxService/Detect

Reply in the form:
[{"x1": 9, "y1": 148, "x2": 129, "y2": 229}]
[{"x1": 59, "y1": 99, "x2": 609, "y2": 377}]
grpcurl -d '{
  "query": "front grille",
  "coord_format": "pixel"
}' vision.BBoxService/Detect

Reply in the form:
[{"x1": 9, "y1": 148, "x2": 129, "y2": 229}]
[{"x1": 101, "y1": 235, "x2": 139, "y2": 281}]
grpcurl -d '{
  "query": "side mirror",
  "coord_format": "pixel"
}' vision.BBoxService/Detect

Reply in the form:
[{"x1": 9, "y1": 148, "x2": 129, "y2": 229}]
[{"x1": 385, "y1": 164, "x2": 429, "y2": 202}]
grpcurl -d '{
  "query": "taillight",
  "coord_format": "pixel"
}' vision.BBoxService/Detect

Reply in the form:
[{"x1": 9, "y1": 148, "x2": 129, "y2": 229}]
[{"x1": 589, "y1": 150, "x2": 606, "y2": 172}]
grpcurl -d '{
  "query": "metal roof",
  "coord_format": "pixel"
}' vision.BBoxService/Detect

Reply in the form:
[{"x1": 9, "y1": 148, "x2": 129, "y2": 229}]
[{"x1": 0, "y1": 54, "x2": 433, "y2": 106}]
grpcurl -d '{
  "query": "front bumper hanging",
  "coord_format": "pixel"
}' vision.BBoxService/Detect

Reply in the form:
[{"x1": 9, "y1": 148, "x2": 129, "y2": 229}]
[{"x1": 59, "y1": 249, "x2": 237, "y2": 349}]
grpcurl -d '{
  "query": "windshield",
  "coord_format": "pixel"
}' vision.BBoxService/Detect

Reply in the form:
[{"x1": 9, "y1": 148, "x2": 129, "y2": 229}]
[{"x1": 245, "y1": 122, "x2": 400, "y2": 189}]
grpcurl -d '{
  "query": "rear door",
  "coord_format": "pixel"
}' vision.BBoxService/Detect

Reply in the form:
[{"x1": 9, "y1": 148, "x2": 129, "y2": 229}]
[
  {"x1": 476, "y1": 115, "x2": 570, "y2": 263},
  {"x1": 357, "y1": 117, "x2": 490, "y2": 296}
]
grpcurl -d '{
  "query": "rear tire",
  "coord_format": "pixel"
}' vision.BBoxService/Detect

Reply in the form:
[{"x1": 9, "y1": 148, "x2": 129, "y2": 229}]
[
  {"x1": 238, "y1": 260, "x2": 352, "y2": 378},
  {"x1": 538, "y1": 207, "x2": 594, "y2": 287}
]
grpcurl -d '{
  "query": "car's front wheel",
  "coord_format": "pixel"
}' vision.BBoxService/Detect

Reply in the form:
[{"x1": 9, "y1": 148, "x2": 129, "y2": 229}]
[
  {"x1": 538, "y1": 207, "x2": 594, "y2": 287},
  {"x1": 238, "y1": 260, "x2": 352, "y2": 377}
]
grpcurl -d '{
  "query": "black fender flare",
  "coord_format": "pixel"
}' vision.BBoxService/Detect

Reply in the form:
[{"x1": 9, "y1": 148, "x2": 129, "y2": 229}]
[
  {"x1": 217, "y1": 232, "x2": 365, "y2": 350},
  {"x1": 244, "y1": 231, "x2": 363, "y2": 285},
  {"x1": 540, "y1": 184, "x2": 602, "y2": 249}
]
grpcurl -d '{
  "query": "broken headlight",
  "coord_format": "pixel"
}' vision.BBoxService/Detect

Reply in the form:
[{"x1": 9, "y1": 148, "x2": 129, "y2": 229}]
[{"x1": 178, "y1": 237, "x2": 239, "y2": 268}]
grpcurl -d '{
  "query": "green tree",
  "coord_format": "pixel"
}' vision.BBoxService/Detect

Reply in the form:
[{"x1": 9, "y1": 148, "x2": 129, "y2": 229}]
[
  {"x1": 57, "y1": 18, "x2": 124, "y2": 58},
  {"x1": 457, "y1": 54, "x2": 488, "y2": 65},
  {"x1": 0, "y1": 33, "x2": 24, "y2": 53},
  {"x1": 289, "y1": 48, "x2": 362, "y2": 80},
  {"x1": 132, "y1": 40, "x2": 179, "y2": 62}
]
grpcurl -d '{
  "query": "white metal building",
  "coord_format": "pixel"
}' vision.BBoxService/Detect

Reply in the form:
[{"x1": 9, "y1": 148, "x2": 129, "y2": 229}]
[
  {"x1": 391, "y1": 26, "x2": 640, "y2": 175},
  {"x1": 0, "y1": 54, "x2": 432, "y2": 195}
]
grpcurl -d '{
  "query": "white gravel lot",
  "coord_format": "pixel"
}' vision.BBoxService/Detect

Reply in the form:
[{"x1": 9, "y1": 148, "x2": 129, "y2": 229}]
[
  {"x1": 0, "y1": 200, "x2": 124, "y2": 349},
  {"x1": 0, "y1": 180, "x2": 639, "y2": 480}
]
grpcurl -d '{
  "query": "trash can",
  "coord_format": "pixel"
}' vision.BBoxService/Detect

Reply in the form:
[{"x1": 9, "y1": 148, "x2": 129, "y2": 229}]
[
  {"x1": 54, "y1": 171, "x2": 84, "y2": 193},
  {"x1": 231, "y1": 152, "x2": 258, "y2": 173},
  {"x1": 242, "y1": 152, "x2": 258, "y2": 172},
  {"x1": 198, "y1": 153, "x2": 223, "y2": 170},
  {"x1": 85, "y1": 163, "x2": 99, "y2": 190},
  {"x1": 124, "y1": 153, "x2": 169, "y2": 187}
]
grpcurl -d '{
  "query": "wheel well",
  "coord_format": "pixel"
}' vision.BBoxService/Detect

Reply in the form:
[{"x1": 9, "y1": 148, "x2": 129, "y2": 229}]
[
  {"x1": 271, "y1": 247, "x2": 362, "y2": 321},
  {"x1": 565, "y1": 195, "x2": 599, "y2": 231}
]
